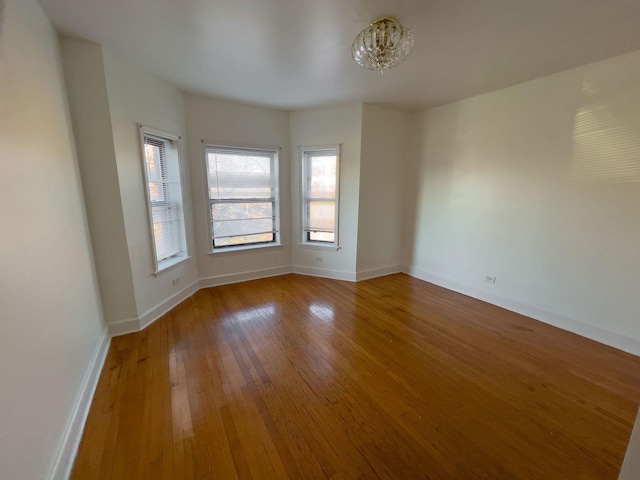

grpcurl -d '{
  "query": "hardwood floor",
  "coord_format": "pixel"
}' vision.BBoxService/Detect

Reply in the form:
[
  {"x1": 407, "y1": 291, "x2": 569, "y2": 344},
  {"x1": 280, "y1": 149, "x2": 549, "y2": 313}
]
[{"x1": 72, "y1": 273, "x2": 640, "y2": 479}]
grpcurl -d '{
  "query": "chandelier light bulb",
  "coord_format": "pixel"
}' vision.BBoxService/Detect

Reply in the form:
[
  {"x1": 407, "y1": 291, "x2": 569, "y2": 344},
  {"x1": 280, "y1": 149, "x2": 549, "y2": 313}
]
[{"x1": 352, "y1": 17, "x2": 414, "y2": 75}]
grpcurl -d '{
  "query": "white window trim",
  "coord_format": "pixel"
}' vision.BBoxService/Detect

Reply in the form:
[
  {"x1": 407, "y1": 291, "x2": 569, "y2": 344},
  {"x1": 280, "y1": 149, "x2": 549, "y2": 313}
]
[
  {"x1": 300, "y1": 144, "x2": 341, "y2": 250},
  {"x1": 206, "y1": 242, "x2": 285, "y2": 257},
  {"x1": 296, "y1": 242, "x2": 340, "y2": 252},
  {"x1": 152, "y1": 254, "x2": 191, "y2": 276},
  {"x1": 201, "y1": 140, "x2": 282, "y2": 254},
  {"x1": 138, "y1": 124, "x2": 189, "y2": 274}
]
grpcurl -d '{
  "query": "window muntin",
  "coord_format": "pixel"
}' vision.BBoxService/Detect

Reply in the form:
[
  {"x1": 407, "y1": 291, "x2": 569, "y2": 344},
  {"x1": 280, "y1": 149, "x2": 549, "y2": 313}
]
[
  {"x1": 205, "y1": 146, "x2": 279, "y2": 250},
  {"x1": 302, "y1": 147, "x2": 339, "y2": 245},
  {"x1": 140, "y1": 128, "x2": 187, "y2": 272}
]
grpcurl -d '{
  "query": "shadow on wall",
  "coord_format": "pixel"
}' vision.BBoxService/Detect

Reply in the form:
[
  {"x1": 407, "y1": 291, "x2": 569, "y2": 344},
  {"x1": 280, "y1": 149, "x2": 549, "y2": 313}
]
[
  {"x1": 570, "y1": 59, "x2": 640, "y2": 184},
  {"x1": 403, "y1": 103, "x2": 462, "y2": 268}
]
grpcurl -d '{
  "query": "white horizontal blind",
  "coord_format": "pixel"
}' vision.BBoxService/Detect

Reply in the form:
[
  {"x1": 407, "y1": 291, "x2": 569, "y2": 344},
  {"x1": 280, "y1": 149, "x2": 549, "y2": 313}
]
[
  {"x1": 303, "y1": 148, "x2": 338, "y2": 244},
  {"x1": 205, "y1": 146, "x2": 278, "y2": 249},
  {"x1": 143, "y1": 135, "x2": 183, "y2": 264}
]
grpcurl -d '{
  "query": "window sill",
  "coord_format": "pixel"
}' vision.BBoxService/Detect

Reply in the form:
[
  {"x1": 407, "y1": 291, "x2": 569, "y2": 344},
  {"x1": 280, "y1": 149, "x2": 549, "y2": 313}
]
[
  {"x1": 208, "y1": 243, "x2": 284, "y2": 257},
  {"x1": 154, "y1": 255, "x2": 192, "y2": 276},
  {"x1": 297, "y1": 243, "x2": 340, "y2": 252}
]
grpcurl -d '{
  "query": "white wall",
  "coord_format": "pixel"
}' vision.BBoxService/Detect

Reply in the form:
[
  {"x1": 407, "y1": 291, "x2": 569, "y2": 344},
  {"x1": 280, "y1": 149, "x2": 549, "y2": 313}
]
[
  {"x1": 184, "y1": 94, "x2": 292, "y2": 281},
  {"x1": 61, "y1": 39, "x2": 199, "y2": 332},
  {"x1": 102, "y1": 52, "x2": 199, "y2": 317},
  {"x1": 357, "y1": 105, "x2": 408, "y2": 275},
  {"x1": 0, "y1": 0, "x2": 106, "y2": 478},
  {"x1": 407, "y1": 50, "x2": 640, "y2": 347},
  {"x1": 60, "y1": 38, "x2": 138, "y2": 325},
  {"x1": 290, "y1": 105, "x2": 363, "y2": 279},
  {"x1": 620, "y1": 410, "x2": 640, "y2": 479}
]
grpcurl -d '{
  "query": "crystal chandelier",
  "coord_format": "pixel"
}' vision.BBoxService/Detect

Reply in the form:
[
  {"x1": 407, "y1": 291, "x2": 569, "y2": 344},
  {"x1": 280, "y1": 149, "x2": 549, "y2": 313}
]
[{"x1": 352, "y1": 17, "x2": 414, "y2": 75}]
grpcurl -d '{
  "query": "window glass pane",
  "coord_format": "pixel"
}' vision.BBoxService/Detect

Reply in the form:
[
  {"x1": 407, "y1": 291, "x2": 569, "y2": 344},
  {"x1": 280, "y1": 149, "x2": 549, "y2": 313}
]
[
  {"x1": 205, "y1": 146, "x2": 279, "y2": 249},
  {"x1": 144, "y1": 141, "x2": 167, "y2": 202},
  {"x1": 151, "y1": 205, "x2": 180, "y2": 261},
  {"x1": 309, "y1": 231, "x2": 335, "y2": 243},
  {"x1": 144, "y1": 143, "x2": 164, "y2": 183},
  {"x1": 302, "y1": 147, "x2": 338, "y2": 245},
  {"x1": 147, "y1": 181, "x2": 164, "y2": 203},
  {"x1": 211, "y1": 201, "x2": 274, "y2": 238},
  {"x1": 214, "y1": 233, "x2": 274, "y2": 248},
  {"x1": 211, "y1": 202, "x2": 273, "y2": 221},
  {"x1": 213, "y1": 217, "x2": 273, "y2": 238},
  {"x1": 207, "y1": 152, "x2": 274, "y2": 199},
  {"x1": 309, "y1": 201, "x2": 335, "y2": 231},
  {"x1": 309, "y1": 155, "x2": 336, "y2": 198},
  {"x1": 143, "y1": 133, "x2": 185, "y2": 267}
]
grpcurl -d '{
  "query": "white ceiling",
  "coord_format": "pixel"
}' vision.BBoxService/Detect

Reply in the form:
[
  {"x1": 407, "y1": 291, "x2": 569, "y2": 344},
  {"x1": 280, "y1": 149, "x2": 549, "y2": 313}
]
[{"x1": 39, "y1": 0, "x2": 640, "y2": 112}]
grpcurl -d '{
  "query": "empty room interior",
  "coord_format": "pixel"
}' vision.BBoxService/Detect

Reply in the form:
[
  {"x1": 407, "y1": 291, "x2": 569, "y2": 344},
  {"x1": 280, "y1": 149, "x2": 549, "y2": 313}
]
[{"x1": 3, "y1": 0, "x2": 640, "y2": 478}]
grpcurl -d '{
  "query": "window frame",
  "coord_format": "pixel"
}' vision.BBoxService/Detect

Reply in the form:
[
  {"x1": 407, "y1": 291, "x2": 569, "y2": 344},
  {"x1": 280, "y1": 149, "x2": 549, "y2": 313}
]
[
  {"x1": 300, "y1": 145, "x2": 341, "y2": 249},
  {"x1": 138, "y1": 124, "x2": 189, "y2": 274},
  {"x1": 203, "y1": 142, "x2": 282, "y2": 254}
]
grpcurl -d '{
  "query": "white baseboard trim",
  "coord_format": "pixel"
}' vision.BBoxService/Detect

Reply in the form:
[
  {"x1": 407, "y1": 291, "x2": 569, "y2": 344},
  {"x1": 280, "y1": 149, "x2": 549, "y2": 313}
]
[
  {"x1": 199, "y1": 265, "x2": 293, "y2": 289},
  {"x1": 49, "y1": 329, "x2": 111, "y2": 480},
  {"x1": 292, "y1": 265, "x2": 356, "y2": 282},
  {"x1": 108, "y1": 265, "x2": 407, "y2": 336},
  {"x1": 52, "y1": 265, "x2": 416, "y2": 478},
  {"x1": 138, "y1": 280, "x2": 200, "y2": 331},
  {"x1": 356, "y1": 265, "x2": 404, "y2": 282},
  {"x1": 108, "y1": 280, "x2": 200, "y2": 337},
  {"x1": 108, "y1": 316, "x2": 140, "y2": 337},
  {"x1": 408, "y1": 266, "x2": 640, "y2": 356}
]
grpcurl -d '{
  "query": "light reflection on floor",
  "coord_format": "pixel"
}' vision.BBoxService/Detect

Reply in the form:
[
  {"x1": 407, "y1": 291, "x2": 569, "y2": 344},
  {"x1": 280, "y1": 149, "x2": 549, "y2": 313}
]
[
  {"x1": 226, "y1": 304, "x2": 276, "y2": 324},
  {"x1": 309, "y1": 302, "x2": 335, "y2": 323}
]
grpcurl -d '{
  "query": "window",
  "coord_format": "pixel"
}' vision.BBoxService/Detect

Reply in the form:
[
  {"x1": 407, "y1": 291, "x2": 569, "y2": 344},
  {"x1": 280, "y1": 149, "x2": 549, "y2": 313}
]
[
  {"x1": 301, "y1": 146, "x2": 340, "y2": 246},
  {"x1": 140, "y1": 126, "x2": 188, "y2": 273},
  {"x1": 204, "y1": 145, "x2": 280, "y2": 250}
]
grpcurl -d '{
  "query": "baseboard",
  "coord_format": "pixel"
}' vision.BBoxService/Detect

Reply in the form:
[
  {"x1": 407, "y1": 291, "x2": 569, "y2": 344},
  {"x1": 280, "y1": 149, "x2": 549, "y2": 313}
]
[
  {"x1": 199, "y1": 265, "x2": 293, "y2": 288},
  {"x1": 138, "y1": 280, "x2": 200, "y2": 331},
  {"x1": 48, "y1": 329, "x2": 111, "y2": 480},
  {"x1": 292, "y1": 265, "x2": 356, "y2": 282},
  {"x1": 108, "y1": 316, "x2": 140, "y2": 337},
  {"x1": 49, "y1": 265, "x2": 414, "y2": 478},
  {"x1": 408, "y1": 266, "x2": 640, "y2": 356},
  {"x1": 356, "y1": 265, "x2": 404, "y2": 282},
  {"x1": 108, "y1": 281, "x2": 200, "y2": 337},
  {"x1": 108, "y1": 265, "x2": 406, "y2": 336}
]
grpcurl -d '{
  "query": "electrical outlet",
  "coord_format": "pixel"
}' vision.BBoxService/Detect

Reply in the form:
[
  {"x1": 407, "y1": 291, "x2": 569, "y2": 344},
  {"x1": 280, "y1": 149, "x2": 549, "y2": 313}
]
[
  {"x1": 172, "y1": 277, "x2": 180, "y2": 286},
  {"x1": 314, "y1": 256, "x2": 323, "y2": 263},
  {"x1": 485, "y1": 276, "x2": 496, "y2": 284}
]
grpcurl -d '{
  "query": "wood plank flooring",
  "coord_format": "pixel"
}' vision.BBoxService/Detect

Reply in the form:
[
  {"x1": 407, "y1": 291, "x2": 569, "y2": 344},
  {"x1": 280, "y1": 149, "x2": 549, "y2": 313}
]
[{"x1": 72, "y1": 273, "x2": 640, "y2": 479}]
